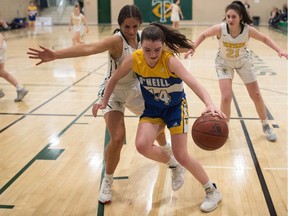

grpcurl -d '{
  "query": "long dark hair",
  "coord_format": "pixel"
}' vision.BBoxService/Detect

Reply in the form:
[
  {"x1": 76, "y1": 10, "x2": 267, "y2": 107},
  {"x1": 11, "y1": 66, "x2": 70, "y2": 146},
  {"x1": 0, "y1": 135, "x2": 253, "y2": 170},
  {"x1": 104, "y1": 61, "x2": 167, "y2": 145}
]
[
  {"x1": 224, "y1": 1, "x2": 253, "y2": 25},
  {"x1": 113, "y1": 5, "x2": 143, "y2": 34},
  {"x1": 141, "y1": 22, "x2": 193, "y2": 55}
]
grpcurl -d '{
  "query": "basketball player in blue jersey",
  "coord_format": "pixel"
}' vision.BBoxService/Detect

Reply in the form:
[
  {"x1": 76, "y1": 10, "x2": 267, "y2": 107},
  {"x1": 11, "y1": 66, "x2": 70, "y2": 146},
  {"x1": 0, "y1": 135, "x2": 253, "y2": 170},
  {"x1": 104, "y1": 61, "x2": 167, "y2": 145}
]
[
  {"x1": 185, "y1": 1, "x2": 288, "y2": 142},
  {"x1": 92, "y1": 23, "x2": 227, "y2": 213},
  {"x1": 27, "y1": 5, "x2": 183, "y2": 204}
]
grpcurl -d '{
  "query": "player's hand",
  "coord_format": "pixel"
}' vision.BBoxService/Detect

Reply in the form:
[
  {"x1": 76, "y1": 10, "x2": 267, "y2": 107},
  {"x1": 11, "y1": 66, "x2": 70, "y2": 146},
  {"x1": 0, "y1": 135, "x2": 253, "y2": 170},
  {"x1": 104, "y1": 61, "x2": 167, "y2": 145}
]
[
  {"x1": 184, "y1": 49, "x2": 195, "y2": 59},
  {"x1": 202, "y1": 105, "x2": 227, "y2": 119},
  {"x1": 278, "y1": 49, "x2": 288, "y2": 59},
  {"x1": 27, "y1": 45, "x2": 55, "y2": 65},
  {"x1": 92, "y1": 100, "x2": 107, "y2": 117}
]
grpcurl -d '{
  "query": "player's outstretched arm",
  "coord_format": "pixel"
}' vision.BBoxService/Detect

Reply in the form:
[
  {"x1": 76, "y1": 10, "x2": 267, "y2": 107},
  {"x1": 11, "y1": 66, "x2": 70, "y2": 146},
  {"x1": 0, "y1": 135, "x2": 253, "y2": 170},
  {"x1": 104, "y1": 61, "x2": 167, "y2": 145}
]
[
  {"x1": 28, "y1": 36, "x2": 122, "y2": 65},
  {"x1": 27, "y1": 45, "x2": 56, "y2": 65}
]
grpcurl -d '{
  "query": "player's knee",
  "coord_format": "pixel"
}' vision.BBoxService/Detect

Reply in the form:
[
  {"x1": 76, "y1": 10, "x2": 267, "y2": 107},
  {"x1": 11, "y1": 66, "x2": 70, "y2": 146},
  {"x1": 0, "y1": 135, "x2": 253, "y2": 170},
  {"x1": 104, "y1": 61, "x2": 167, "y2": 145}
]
[
  {"x1": 174, "y1": 151, "x2": 188, "y2": 166},
  {"x1": 135, "y1": 140, "x2": 148, "y2": 155},
  {"x1": 250, "y1": 91, "x2": 262, "y2": 102},
  {"x1": 110, "y1": 135, "x2": 125, "y2": 147}
]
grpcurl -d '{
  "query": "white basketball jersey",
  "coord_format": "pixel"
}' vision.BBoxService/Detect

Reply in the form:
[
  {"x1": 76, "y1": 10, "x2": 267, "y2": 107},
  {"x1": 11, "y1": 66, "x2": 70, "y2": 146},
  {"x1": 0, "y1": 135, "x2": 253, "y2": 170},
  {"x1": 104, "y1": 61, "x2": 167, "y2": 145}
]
[
  {"x1": 71, "y1": 13, "x2": 84, "y2": 32},
  {"x1": 99, "y1": 30, "x2": 141, "y2": 95},
  {"x1": 218, "y1": 22, "x2": 249, "y2": 60}
]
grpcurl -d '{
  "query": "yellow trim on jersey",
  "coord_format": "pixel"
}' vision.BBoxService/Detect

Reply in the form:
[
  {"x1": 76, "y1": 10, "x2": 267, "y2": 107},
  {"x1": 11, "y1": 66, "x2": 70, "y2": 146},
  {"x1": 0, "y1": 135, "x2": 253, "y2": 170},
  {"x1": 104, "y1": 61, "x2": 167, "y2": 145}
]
[
  {"x1": 28, "y1": 6, "x2": 37, "y2": 10},
  {"x1": 132, "y1": 49, "x2": 178, "y2": 79}
]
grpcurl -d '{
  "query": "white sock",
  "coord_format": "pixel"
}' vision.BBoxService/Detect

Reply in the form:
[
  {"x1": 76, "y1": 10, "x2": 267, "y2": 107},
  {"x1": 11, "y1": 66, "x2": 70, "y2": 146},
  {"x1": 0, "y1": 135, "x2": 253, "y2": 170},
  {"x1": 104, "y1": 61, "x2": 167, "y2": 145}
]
[
  {"x1": 261, "y1": 118, "x2": 268, "y2": 126},
  {"x1": 104, "y1": 174, "x2": 114, "y2": 180},
  {"x1": 16, "y1": 84, "x2": 23, "y2": 91},
  {"x1": 167, "y1": 156, "x2": 178, "y2": 168},
  {"x1": 203, "y1": 180, "x2": 215, "y2": 191}
]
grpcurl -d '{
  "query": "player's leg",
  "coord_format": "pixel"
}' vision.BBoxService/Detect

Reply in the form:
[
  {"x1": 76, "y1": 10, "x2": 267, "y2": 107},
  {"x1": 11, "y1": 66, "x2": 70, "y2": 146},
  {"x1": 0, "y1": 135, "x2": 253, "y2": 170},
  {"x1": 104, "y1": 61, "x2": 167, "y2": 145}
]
[
  {"x1": 135, "y1": 121, "x2": 168, "y2": 162},
  {"x1": 72, "y1": 32, "x2": 81, "y2": 45},
  {"x1": 99, "y1": 110, "x2": 126, "y2": 204},
  {"x1": 171, "y1": 133, "x2": 222, "y2": 212},
  {"x1": 218, "y1": 78, "x2": 233, "y2": 120},
  {"x1": 171, "y1": 133, "x2": 208, "y2": 183},
  {"x1": 0, "y1": 63, "x2": 20, "y2": 87},
  {"x1": 126, "y1": 86, "x2": 171, "y2": 152},
  {"x1": 0, "y1": 63, "x2": 28, "y2": 101},
  {"x1": 245, "y1": 81, "x2": 276, "y2": 141},
  {"x1": 136, "y1": 120, "x2": 184, "y2": 191},
  {"x1": 136, "y1": 121, "x2": 185, "y2": 191},
  {"x1": 104, "y1": 111, "x2": 126, "y2": 174},
  {"x1": 245, "y1": 81, "x2": 267, "y2": 120},
  {"x1": 174, "y1": 21, "x2": 179, "y2": 29}
]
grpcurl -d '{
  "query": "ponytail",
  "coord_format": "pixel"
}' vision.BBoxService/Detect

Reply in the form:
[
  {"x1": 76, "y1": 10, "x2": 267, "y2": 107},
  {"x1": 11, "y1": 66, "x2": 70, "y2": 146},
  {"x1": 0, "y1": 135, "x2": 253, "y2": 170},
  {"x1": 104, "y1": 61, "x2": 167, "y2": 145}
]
[{"x1": 141, "y1": 22, "x2": 193, "y2": 55}]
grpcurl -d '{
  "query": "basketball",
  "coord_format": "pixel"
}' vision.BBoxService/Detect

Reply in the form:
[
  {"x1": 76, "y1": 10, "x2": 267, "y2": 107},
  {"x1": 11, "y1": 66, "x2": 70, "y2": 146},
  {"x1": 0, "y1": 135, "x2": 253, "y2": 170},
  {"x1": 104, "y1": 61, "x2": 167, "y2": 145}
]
[{"x1": 192, "y1": 112, "x2": 229, "y2": 151}]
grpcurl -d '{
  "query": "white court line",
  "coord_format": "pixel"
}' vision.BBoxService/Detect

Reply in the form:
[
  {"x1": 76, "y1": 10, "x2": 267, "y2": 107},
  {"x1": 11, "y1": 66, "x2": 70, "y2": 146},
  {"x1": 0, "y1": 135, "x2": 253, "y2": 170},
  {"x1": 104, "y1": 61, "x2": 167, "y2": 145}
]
[
  {"x1": 263, "y1": 167, "x2": 288, "y2": 171},
  {"x1": 204, "y1": 165, "x2": 253, "y2": 170},
  {"x1": 204, "y1": 165, "x2": 288, "y2": 171}
]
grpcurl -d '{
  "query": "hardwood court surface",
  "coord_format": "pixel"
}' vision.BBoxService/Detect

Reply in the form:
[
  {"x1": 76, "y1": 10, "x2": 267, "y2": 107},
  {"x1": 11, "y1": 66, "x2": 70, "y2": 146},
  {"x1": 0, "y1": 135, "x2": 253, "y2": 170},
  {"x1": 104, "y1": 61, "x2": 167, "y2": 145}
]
[{"x1": 0, "y1": 24, "x2": 287, "y2": 216}]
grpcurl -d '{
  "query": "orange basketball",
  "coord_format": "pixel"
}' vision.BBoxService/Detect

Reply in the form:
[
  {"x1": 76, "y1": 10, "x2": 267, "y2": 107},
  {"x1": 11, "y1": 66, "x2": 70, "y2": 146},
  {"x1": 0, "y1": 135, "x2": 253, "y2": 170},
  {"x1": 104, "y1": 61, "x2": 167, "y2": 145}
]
[{"x1": 192, "y1": 112, "x2": 229, "y2": 151}]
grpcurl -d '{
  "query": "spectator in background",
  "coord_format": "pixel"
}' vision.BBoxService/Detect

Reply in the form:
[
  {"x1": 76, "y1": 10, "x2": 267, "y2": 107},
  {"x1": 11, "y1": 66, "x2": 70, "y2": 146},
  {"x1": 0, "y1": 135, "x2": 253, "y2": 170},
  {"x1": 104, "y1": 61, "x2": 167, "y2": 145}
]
[
  {"x1": 269, "y1": 7, "x2": 282, "y2": 28},
  {"x1": 165, "y1": 0, "x2": 184, "y2": 29},
  {"x1": 281, "y1": 3, "x2": 287, "y2": 21},
  {"x1": 69, "y1": 4, "x2": 89, "y2": 45},
  {"x1": 27, "y1": 1, "x2": 38, "y2": 36}
]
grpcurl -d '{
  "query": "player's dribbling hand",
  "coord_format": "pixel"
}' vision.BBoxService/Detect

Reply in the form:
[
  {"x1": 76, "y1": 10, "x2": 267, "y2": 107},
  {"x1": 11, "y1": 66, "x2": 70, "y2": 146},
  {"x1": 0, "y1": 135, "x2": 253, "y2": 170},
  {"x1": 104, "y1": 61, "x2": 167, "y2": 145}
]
[{"x1": 202, "y1": 104, "x2": 227, "y2": 119}]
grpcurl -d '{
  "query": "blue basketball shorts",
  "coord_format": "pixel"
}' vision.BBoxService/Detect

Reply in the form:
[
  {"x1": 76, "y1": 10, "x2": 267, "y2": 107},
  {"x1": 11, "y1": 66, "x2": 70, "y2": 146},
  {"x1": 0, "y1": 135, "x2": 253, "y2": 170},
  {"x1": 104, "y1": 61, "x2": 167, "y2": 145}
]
[{"x1": 140, "y1": 97, "x2": 189, "y2": 135}]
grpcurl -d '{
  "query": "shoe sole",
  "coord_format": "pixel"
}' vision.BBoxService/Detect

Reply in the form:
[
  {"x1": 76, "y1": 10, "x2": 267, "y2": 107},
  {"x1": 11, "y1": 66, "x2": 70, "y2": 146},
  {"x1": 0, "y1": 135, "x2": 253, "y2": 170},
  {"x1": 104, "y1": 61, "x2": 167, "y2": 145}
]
[
  {"x1": 172, "y1": 181, "x2": 184, "y2": 191},
  {"x1": 200, "y1": 199, "x2": 222, "y2": 212},
  {"x1": 98, "y1": 199, "x2": 112, "y2": 204},
  {"x1": 267, "y1": 136, "x2": 277, "y2": 142},
  {"x1": 14, "y1": 91, "x2": 28, "y2": 102},
  {"x1": 171, "y1": 169, "x2": 186, "y2": 191}
]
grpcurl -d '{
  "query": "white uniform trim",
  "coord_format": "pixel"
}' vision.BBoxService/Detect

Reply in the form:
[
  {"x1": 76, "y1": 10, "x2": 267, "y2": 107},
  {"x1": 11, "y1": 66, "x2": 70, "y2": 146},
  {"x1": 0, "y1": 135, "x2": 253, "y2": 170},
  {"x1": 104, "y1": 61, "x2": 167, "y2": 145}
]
[
  {"x1": 71, "y1": 13, "x2": 85, "y2": 36},
  {"x1": 98, "y1": 30, "x2": 144, "y2": 115}
]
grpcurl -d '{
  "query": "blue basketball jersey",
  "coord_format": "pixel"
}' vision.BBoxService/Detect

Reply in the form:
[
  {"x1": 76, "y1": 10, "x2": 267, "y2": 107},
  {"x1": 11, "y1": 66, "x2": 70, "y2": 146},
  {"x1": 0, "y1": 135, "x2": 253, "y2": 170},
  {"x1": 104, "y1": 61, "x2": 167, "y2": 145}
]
[{"x1": 132, "y1": 49, "x2": 185, "y2": 108}]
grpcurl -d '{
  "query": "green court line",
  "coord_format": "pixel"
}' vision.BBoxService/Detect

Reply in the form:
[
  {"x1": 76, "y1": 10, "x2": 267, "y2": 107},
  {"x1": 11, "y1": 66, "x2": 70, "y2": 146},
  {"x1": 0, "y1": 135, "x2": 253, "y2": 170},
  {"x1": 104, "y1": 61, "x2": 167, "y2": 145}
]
[
  {"x1": 0, "y1": 205, "x2": 14, "y2": 209},
  {"x1": 36, "y1": 148, "x2": 65, "y2": 160},
  {"x1": 0, "y1": 63, "x2": 108, "y2": 209},
  {"x1": 0, "y1": 62, "x2": 107, "y2": 134},
  {"x1": 97, "y1": 127, "x2": 128, "y2": 216},
  {"x1": 0, "y1": 100, "x2": 97, "y2": 195},
  {"x1": 113, "y1": 176, "x2": 129, "y2": 180},
  {"x1": 97, "y1": 128, "x2": 110, "y2": 216}
]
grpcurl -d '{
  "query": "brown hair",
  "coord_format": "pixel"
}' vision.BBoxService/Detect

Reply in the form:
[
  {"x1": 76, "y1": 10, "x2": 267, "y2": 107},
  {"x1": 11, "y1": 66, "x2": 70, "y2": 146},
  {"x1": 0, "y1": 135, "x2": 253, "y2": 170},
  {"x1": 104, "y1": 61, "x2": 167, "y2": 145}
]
[{"x1": 141, "y1": 22, "x2": 193, "y2": 55}]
